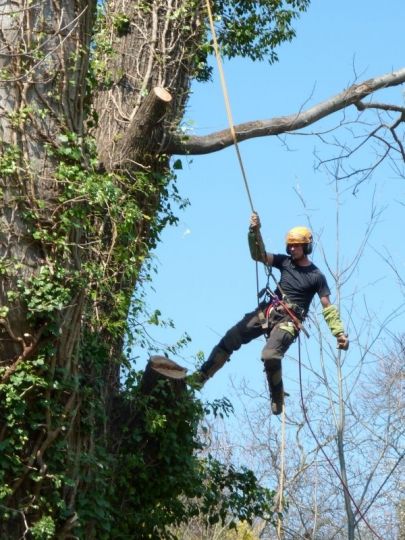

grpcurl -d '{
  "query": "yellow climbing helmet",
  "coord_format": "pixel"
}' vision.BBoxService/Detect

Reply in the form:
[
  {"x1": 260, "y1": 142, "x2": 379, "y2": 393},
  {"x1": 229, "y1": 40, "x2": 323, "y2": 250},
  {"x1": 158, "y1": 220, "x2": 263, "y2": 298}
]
[{"x1": 285, "y1": 226, "x2": 313, "y2": 254}]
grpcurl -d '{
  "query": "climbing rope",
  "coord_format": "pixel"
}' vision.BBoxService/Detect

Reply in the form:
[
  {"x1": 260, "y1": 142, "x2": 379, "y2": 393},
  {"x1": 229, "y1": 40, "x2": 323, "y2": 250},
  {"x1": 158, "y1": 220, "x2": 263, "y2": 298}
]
[
  {"x1": 297, "y1": 336, "x2": 384, "y2": 540},
  {"x1": 205, "y1": 0, "x2": 272, "y2": 310},
  {"x1": 204, "y1": 5, "x2": 387, "y2": 539},
  {"x1": 277, "y1": 402, "x2": 286, "y2": 539},
  {"x1": 205, "y1": 0, "x2": 255, "y2": 212},
  {"x1": 204, "y1": 0, "x2": 289, "y2": 526},
  {"x1": 206, "y1": 0, "x2": 268, "y2": 317}
]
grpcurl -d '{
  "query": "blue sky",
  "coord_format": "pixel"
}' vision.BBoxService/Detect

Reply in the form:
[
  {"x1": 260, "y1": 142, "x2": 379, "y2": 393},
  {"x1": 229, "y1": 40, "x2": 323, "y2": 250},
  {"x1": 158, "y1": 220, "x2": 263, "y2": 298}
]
[{"x1": 134, "y1": 0, "x2": 405, "y2": 408}]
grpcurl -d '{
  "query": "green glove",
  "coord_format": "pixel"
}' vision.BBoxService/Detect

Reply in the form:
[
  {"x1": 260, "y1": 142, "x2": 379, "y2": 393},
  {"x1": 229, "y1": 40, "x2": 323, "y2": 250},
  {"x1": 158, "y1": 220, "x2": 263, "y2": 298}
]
[
  {"x1": 322, "y1": 304, "x2": 345, "y2": 337},
  {"x1": 248, "y1": 229, "x2": 267, "y2": 263}
]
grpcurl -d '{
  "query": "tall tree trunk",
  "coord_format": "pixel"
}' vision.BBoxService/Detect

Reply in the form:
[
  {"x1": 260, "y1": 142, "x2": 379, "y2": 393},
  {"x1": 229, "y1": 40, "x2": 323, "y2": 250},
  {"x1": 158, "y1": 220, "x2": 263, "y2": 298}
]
[
  {"x1": 0, "y1": 0, "x2": 202, "y2": 536},
  {"x1": 0, "y1": 2, "x2": 98, "y2": 536},
  {"x1": 0, "y1": 0, "x2": 95, "y2": 362}
]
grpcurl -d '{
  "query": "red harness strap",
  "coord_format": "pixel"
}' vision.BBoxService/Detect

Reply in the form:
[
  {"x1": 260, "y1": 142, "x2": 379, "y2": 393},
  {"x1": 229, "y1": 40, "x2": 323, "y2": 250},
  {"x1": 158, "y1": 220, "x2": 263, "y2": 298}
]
[{"x1": 265, "y1": 299, "x2": 310, "y2": 338}]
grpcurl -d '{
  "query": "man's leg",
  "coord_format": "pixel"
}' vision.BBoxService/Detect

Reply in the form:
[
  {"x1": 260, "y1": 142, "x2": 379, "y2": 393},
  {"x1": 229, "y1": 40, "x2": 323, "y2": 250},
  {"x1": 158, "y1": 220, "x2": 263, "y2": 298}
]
[
  {"x1": 262, "y1": 321, "x2": 296, "y2": 415},
  {"x1": 196, "y1": 307, "x2": 264, "y2": 385}
]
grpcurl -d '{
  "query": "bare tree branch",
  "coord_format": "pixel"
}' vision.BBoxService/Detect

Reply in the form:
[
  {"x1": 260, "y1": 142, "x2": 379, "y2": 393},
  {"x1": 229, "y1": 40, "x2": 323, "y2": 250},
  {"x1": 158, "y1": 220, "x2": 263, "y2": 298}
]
[{"x1": 167, "y1": 68, "x2": 405, "y2": 155}]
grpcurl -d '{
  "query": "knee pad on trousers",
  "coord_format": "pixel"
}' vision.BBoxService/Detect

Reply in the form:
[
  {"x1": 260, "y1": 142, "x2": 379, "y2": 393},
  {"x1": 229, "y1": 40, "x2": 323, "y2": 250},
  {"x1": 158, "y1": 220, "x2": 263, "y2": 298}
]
[{"x1": 261, "y1": 348, "x2": 283, "y2": 365}]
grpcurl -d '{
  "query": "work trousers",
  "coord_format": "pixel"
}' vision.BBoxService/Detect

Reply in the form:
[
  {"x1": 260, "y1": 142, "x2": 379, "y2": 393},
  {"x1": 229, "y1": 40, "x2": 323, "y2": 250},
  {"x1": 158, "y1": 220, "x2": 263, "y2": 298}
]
[{"x1": 201, "y1": 303, "x2": 298, "y2": 397}]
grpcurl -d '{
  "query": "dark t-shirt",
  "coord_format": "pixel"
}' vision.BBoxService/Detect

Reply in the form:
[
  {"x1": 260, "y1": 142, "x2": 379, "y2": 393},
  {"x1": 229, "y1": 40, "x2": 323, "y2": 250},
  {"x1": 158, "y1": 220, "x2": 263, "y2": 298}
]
[{"x1": 272, "y1": 254, "x2": 331, "y2": 316}]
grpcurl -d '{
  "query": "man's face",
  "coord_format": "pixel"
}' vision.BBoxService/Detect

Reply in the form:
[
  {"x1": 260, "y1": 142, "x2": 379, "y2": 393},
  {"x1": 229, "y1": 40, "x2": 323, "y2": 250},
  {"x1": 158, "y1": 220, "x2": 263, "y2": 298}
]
[{"x1": 288, "y1": 243, "x2": 305, "y2": 261}]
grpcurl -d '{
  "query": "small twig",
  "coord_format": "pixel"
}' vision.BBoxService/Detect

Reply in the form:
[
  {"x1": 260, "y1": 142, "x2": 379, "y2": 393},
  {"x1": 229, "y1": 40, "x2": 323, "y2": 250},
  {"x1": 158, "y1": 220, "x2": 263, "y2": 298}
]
[
  {"x1": 356, "y1": 101, "x2": 405, "y2": 114},
  {"x1": 1, "y1": 326, "x2": 46, "y2": 383}
]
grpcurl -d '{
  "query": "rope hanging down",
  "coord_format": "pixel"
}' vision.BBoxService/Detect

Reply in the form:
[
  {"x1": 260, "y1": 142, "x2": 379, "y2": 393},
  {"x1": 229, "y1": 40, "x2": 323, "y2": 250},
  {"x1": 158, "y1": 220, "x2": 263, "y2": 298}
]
[
  {"x1": 297, "y1": 337, "x2": 384, "y2": 540},
  {"x1": 277, "y1": 403, "x2": 286, "y2": 539},
  {"x1": 204, "y1": 2, "x2": 288, "y2": 536}
]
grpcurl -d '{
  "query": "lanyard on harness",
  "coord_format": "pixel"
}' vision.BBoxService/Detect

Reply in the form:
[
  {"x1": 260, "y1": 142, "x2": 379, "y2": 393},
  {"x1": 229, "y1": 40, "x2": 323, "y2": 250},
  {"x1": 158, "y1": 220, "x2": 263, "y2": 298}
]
[{"x1": 258, "y1": 266, "x2": 310, "y2": 338}]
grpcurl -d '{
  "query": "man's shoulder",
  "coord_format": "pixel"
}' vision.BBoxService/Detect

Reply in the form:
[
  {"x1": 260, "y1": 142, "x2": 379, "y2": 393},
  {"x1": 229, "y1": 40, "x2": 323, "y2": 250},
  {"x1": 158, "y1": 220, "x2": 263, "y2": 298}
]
[
  {"x1": 308, "y1": 261, "x2": 325, "y2": 276},
  {"x1": 272, "y1": 253, "x2": 289, "y2": 268},
  {"x1": 305, "y1": 261, "x2": 327, "y2": 278}
]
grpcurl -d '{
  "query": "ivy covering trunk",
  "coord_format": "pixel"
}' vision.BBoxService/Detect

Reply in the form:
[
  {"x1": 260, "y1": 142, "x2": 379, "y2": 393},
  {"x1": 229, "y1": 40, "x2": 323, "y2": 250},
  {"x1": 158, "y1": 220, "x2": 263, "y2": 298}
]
[{"x1": 0, "y1": 0, "x2": 310, "y2": 537}]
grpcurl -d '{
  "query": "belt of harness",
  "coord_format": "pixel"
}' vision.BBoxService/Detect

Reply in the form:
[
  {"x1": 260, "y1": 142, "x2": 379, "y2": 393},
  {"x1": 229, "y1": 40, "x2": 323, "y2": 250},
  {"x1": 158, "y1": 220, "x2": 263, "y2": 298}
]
[{"x1": 258, "y1": 286, "x2": 310, "y2": 339}]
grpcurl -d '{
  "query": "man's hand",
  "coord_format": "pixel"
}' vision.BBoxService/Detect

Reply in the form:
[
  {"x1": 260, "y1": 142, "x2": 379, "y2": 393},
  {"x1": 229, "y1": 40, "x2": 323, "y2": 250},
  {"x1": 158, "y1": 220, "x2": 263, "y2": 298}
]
[
  {"x1": 337, "y1": 333, "x2": 349, "y2": 351},
  {"x1": 250, "y1": 212, "x2": 261, "y2": 230}
]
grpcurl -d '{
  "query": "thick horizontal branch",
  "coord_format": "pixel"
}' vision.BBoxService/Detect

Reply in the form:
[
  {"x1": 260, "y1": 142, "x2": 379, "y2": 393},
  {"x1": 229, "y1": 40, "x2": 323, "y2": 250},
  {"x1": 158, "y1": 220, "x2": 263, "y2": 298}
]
[{"x1": 166, "y1": 67, "x2": 405, "y2": 155}]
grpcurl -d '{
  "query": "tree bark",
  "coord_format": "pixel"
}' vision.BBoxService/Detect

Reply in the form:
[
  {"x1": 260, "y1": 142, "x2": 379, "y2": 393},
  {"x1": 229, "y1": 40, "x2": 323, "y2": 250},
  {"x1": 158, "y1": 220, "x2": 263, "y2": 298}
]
[
  {"x1": 93, "y1": 0, "x2": 204, "y2": 167},
  {"x1": 105, "y1": 87, "x2": 173, "y2": 170}
]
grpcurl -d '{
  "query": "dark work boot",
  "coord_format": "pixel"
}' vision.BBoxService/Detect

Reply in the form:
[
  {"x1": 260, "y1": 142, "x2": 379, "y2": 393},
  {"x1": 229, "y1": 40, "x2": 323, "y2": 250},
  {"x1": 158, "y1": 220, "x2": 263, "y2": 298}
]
[
  {"x1": 186, "y1": 370, "x2": 208, "y2": 390},
  {"x1": 263, "y1": 359, "x2": 286, "y2": 415},
  {"x1": 270, "y1": 384, "x2": 285, "y2": 415},
  {"x1": 188, "y1": 346, "x2": 231, "y2": 389}
]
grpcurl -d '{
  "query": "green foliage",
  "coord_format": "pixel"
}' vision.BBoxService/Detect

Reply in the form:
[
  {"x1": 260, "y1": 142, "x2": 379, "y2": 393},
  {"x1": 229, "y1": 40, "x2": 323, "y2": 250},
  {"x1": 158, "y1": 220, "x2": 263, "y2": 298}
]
[
  {"x1": 100, "y1": 377, "x2": 276, "y2": 539},
  {"x1": 204, "y1": 396, "x2": 234, "y2": 419},
  {"x1": 17, "y1": 266, "x2": 73, "y2": 317},
  {"x1": 0, "y1": 144, "x2": 21, "y2": 176},
  {"x1": 112, "y1": 12, "x2": 130, "y2": 36},
  {"x1": 191, "y1": 0, "x2": 310, "y2": 81},
  {"x1": 200, "y1": 458, "x2": 276, "y2": 528},
  {"x1": 90, "y1": 8, "x2": 115, "y2": 88},
  {"x1": 0, "y1": 352, "x2": 77, "y2": 536},
  {"x1": 7, "y1": 106, "x2": 33, "y2": 128},
  {"x1": 0, "y1": 124, "x2": 190, "y2": 536},
  {"x1": 213, "y1": 0, "x2": 310, "y2": 62},
  {"x1": 105, "y1": 381, "x2": 202, "y2": 538},
  {"x1": 31, "y1": 516, "x2": 56, "y2": 539}
]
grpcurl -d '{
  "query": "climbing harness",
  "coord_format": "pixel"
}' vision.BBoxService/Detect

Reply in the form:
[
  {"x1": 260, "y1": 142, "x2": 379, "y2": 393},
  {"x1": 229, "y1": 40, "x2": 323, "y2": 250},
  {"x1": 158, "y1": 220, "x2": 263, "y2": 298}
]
[{"x1": 257, "y1": 267, "x2": 310, "y2": 338}]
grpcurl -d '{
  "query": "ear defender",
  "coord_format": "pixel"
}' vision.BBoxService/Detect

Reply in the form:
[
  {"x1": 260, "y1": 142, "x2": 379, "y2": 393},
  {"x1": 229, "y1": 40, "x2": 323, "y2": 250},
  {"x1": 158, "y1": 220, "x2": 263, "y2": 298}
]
[{"x1": 285, "y1": 226, "x2": 313, "y2": 255}]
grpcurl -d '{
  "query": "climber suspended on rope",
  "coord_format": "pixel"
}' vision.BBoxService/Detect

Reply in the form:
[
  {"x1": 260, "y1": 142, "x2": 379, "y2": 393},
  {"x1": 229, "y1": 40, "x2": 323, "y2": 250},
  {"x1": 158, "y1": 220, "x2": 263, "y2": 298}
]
[{"x1": 193, "y1": 212, "x2": 349, "y2": 415}]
